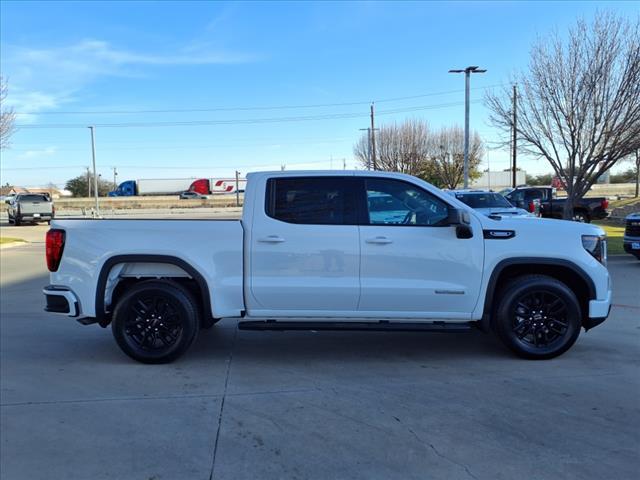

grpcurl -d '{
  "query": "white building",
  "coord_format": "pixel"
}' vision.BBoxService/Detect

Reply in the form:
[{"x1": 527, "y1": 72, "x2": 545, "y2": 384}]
[{"x1": 471, "y1": 171, "x2": 527, "y2": 190}]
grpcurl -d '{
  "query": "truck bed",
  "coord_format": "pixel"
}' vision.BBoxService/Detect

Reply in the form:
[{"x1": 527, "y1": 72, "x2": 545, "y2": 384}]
[{"x1": 50, "y1": 218, "x2": 245, "y2": 318}]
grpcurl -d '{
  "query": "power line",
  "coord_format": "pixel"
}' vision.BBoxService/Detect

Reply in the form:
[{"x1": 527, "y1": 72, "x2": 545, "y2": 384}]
[
  {"x1": 13, "y1": 84, "x2": 502, "y2": 115},
  {"x1": 15, "y1": 100, "x2": 481, "y2": 129}
]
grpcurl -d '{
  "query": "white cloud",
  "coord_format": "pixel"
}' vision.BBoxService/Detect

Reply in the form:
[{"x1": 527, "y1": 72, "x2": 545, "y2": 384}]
[
  {"x1": 17, "y1": 146, "x2": 58, "y2": 159},
  {"x1": 1, "y1": 38, "x2": 257, "y2": 115}
]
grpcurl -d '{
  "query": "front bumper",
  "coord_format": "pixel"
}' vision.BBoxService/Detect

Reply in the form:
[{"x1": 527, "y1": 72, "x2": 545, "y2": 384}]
[
  {"x1": 585, "y1": 287, "x2": 612, "y2": 330},
  {"x1": 43, "y1": 285, "x2": 79, "y2": 317}
]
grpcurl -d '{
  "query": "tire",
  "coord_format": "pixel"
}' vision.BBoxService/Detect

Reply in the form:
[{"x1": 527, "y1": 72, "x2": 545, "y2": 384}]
[
  {"x1": 111, "y1": 280, "x2": 200, "y2": 364},
  {"x1": 493, "y1": 275, "x2": 581, "y2": 360},
  {"x1": 572, "y1": 210, "x2": 590, "y2": 223},
  {"x1": 14, "y1": 215, "x2": 21, "y2": 226},
  {"x1": 7, "y1": 213, "x2": 13, "y2": 225}
]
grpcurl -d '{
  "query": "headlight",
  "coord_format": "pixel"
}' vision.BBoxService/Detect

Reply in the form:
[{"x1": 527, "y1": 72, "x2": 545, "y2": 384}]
[{"x1": 582, "y1": 235, "x2": 607, "y2": 266}]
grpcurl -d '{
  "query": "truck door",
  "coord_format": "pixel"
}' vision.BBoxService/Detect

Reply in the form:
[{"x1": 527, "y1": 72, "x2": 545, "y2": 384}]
[
  {"x1": 248, "y1": 176, "x2": 361, "y2": 315},
  {"x1": 358, "y1": 177, "x2": 484, "y2": 318}
]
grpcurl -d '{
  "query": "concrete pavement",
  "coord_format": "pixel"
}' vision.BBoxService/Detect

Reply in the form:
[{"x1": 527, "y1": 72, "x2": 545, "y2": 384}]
[{"x1": 1, "y1": 244, "x2": 639, "y2": 480}]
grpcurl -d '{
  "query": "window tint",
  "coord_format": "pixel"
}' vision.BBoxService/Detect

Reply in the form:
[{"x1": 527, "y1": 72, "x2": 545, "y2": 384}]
[
  {"x1": 365, "y1": 178, "x2": 449, "y2": 226},
  {"x1": 266, "y1": 177, "x2": 357, "y2": 225},
  {"x1": 19, "y1": 194, "x2": 49, "y2": 202},
  {"x1": 455, "y1": 192, "x2": 513, "y2": 208},
  {"x1": 524, "y1": 190, "x2": 543, "y2": 201}
]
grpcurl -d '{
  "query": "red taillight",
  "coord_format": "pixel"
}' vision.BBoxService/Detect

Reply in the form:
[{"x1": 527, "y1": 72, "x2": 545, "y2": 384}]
[
  {"x1": 46, "y1": 229, "x2": 65, "y2": 272},
  {"x1": 528, "y1": 201, "x2": 536, "y2": 213},
  {"x1": 601, "y1": 199, "x2": 609, "y2": 210}
]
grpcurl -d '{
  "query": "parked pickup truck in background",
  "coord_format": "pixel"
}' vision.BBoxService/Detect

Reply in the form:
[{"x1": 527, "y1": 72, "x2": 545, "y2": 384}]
[
  {"x1": 44, "y1": 171, "x2": 612, "y2": 363},
  {"x1": 6, "y1": 193, "x2": 54, "y2": 226},
  {"x1": 502, "y1": 186, "x2": 608, "y2": 223},
  {"x1": 623, "y1": 212, "x2": 640, "y2": 260}
]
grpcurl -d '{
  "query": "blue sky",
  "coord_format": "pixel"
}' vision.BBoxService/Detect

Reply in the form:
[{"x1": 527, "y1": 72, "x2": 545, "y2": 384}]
[{"x1": 1, "y1": 0, "x2": 637, "y2": 188}]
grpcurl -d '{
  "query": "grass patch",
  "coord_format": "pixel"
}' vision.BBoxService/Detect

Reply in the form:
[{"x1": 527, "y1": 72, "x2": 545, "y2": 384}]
[
  {"x1": 609, "y1": 197, "x2": 640, "y2": 209},
  {"x1": 0, "y1": 237, "x2": 27, "y2": 245},
  {"x1": 594, "y1": 221, "x2": 625, "y2": 255}
]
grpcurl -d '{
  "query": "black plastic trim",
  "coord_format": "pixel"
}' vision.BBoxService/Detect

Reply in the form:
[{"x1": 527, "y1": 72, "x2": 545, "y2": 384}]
[
  {"x1": 45, "y1": 294, "x2": 70, "y2": 314},
  {"x1": 239, "y1": 320, "x2": 473, "y2": 332},
  {"x1": 483, "y1": 229, "x2": 516, "y2": 240},
  {"x1": 94, "y1": 255, "x2": 213, "y2": 326},
  {"x1": 480, "y1": 257, "x2": 597, "y2": 332}
]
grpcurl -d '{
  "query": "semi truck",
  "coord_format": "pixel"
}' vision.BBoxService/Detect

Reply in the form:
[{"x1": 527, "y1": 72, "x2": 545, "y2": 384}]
[
  {"x1": 108, "y1": 178, "x2": 197, "y2": 197},
  {"x1": 44, "y1": 170, "x2": 611, "y2": 364},
  {"x1": 188, "y1": 178, "x2": 247, "y2": 195}
]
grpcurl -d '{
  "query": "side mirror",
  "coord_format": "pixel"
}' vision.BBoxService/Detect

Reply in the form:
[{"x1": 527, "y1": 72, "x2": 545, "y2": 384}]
[
  {"x1": 447, "y1": 207, "x2": 471, "y2": 225},
  {"x1": 447, "y1": 207, "x2": 473, "y2": 239}
]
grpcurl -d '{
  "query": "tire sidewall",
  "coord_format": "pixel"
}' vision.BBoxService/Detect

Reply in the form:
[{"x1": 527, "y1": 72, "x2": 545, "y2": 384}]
[
  {"x1": 112, "y1": 282, "x2": 199, "y2": 364},
  {"x1": 494, "y1": 277, "x2": 581, "y2": 359}
]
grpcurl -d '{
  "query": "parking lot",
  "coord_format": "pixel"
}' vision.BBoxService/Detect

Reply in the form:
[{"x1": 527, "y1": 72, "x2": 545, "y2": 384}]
[{"x1": 1, "y1": 239, "x2": 639, "y2": 480}]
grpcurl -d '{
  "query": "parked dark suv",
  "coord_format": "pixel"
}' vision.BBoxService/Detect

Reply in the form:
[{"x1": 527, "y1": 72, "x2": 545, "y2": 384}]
[{"x1": 623, "y1": 212, "x2": 640, "y2": 260}]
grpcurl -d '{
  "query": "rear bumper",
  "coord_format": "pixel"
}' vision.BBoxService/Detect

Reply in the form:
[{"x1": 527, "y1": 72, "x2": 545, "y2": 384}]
[
  {"x1": 43, "y1": 285, "x2": 79, "y2": 317},
  {"x1": 20, "y1": 214, "x2": 53, "y2": 222}
]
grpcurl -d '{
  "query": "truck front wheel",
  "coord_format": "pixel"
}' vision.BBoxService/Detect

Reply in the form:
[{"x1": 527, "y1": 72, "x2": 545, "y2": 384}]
[
  {"x1": 493, "y1": 275, "x2": 581, "y2": 359},
  {"x1": 111, "y1": 280, "x2": 199, "y2": 364}
]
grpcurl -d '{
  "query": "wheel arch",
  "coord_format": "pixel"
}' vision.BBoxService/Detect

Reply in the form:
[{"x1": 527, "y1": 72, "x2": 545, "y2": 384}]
[
  {"x1": 95, "y1": 254, "x2": 214, "y2": 327},
  {"x1": 480, "y1": 258, "x2": 596, "y2": 332}
]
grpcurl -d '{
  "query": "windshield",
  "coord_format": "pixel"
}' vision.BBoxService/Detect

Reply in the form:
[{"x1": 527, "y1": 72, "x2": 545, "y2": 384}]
[{"x1": 455, "y1": 193, "x2": 514, "y2": 209}]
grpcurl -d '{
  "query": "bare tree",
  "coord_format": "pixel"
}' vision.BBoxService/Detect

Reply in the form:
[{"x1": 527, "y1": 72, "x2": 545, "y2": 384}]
[
  {"x1": 486, "y1": 13, "x2": 640, "y2": 219},
  {"x1": 0, "y1": 76, "x2": 16, "y2": 150},
  {"x1": 354, "y1": 118, "x2": 432, "y2": 177},
  {"x1": 354, "y1": 119, "x2": 483, "y2": 188},
  {"x1": 430, "y1": 126, "x2": 484, "y2": 190}
]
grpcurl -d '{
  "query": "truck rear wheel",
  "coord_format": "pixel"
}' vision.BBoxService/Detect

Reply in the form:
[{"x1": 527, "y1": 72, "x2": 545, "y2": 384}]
[
  {"x1": 572, "y1": 210, "x2": 590, "y2": 223},
  {"x1": 493, "y1": 275, "x2": 581, "y2": 359},
  {"x1": 111, "y1": 280, "x2": 199, "y2": 364}
]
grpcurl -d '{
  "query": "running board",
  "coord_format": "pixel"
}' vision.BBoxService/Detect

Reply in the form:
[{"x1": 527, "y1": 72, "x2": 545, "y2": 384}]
[{"x1": 238, "y1": 320, "x2": 474, "y2": 332}]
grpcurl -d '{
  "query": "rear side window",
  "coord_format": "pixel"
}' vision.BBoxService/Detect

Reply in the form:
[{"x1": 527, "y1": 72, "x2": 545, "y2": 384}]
[{"x1": 266, "y1": 177, "x2": 357, "y2": 225}]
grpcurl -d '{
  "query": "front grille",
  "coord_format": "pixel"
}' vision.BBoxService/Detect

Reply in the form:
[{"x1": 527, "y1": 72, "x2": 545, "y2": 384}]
[{"x1": 625, "y1": 221, "x2": 640, "y2": 237}]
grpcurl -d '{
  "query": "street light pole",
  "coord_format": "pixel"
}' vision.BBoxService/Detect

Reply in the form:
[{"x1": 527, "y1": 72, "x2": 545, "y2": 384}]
[
  {"x1": 88, "y1": 126, "x2": 100, "y2": 216},
  {"x1": 449, "y1": 66, "x2": 486, "y2": 188}
]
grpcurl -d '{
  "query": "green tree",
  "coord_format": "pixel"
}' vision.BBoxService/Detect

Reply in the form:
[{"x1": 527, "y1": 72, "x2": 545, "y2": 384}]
[
  {"x1": 525, "y1": 173, "x2": 553, "y2": 186},
  {"x1": 65, "y1": 172, "x2": 112, "y2": 197}
]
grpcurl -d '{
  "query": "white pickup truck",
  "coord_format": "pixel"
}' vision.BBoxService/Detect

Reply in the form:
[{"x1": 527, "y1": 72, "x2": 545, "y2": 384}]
[{"x1": 43, "y1": 171, "x2": 612, "y2": 363}]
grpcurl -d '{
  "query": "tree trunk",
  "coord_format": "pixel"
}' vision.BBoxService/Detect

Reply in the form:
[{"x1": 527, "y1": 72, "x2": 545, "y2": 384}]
[{"x1": 562, "y1": 182, "x2": 575, "y2": 220}]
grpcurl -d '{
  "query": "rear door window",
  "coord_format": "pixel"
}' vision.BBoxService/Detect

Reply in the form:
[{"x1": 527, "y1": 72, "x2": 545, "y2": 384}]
[{"x1": 266, "y1": 177, "x2": 358, "y2": 225}]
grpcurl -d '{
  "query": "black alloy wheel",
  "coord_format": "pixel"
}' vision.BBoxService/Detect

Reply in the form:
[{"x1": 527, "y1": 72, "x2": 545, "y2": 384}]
[
  {"x1": 512, "y1": 290, "x2": 569, "y2": 349},
  {"x1": 494, "y1": 275, "x2": 581, "y2": 359},
  {"x1": 112, "y1": 280, "x2": 199, "y2": 364}
]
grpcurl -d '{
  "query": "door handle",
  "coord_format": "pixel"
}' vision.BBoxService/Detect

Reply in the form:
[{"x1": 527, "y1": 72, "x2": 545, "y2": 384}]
[
  {"x1": 365, "y1": 236, "x2": 393, "y2": 245},
  {"x1": 258, "y1": 235, "x2": 285, "y2": 243}
]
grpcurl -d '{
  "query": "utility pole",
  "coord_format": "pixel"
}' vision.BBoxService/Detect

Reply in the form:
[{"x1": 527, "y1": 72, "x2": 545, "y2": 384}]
[
  {"x1": 88, "y1": 126, "x2": 100, "y2": 216},
  {"x1": 512, "y1": 84, "x2": 517, "y2": 188},
  {"x1": 370, "y1": 103, "x2": 377, "y2": 170},
  {"x1": 112, "y1": 167, "x2": 118, "y2": 190},
  {"x1": 235, "y1": 170, "x2": 240, "y2": 207},
  {"x1": 86, "y1": 167, "x2": 91, "y2": 198},
  {"x1": 343, "y1": 158, "x2": 346, "y2": 170},
  {"x1": 449, "y1": 66, "x2": 486, "y2": 188}
]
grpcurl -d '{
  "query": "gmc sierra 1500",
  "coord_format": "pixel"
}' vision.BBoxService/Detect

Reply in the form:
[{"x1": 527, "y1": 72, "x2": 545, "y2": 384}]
[{"x1": 43, "y1": 171, "x2": 612, "y2": 363}]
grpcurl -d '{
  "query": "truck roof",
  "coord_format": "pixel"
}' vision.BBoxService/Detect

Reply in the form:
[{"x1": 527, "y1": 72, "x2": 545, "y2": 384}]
[{"x1": 246, "y1": 170, "x2": 419, "y2": 180}]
